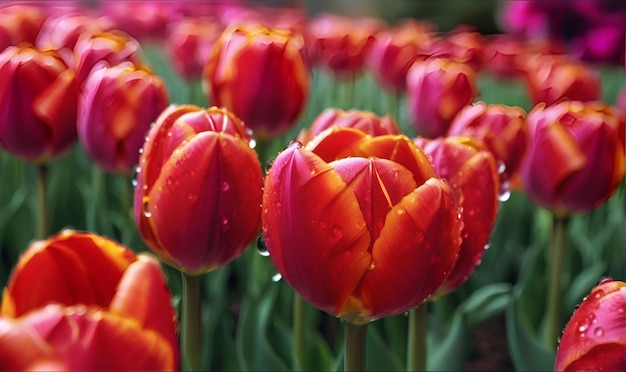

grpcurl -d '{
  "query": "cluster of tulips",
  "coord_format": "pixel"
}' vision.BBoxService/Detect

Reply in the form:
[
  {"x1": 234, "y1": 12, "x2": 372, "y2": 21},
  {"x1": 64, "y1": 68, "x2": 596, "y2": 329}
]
[{"x1": 0, "y1": 1, "x2": 624, "y2": 371}]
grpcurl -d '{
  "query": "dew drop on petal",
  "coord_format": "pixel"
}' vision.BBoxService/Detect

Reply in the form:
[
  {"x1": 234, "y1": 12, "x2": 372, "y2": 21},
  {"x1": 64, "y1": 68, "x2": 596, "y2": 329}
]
[
  {"x1": 257, "y1": 234, "x2": 270, "y2": 257},
  {"x1": 593, "y1": 327, "x2": 604, "y2": 337},
  {"x1": 142, "y1": 197, "x2": 151, "y2": 218},
  {"x1": 221, "y1": 181, "x2": 230, "y2": 192},
  {"x1": 498, "y1": 181, "x2": 511, "y2": 202},
  {"x1": 187, "y1": 193, "x2": 198, "y2": 203},
  {"x1": 272, "y1": 273, "x2": 282, "y2": 282},
  {"x1": 484, "y1": 243, "x2": 491, "y2": 250},
  {"x1": 497, "y1": 160, "x2": 506, "y2": 174},
  {"x1": 599, "y1": 277, "x2": 613, "y2": 285},
  {"x1": 249, "y1": 138, "x2": 257, "y2": 149},
  {"x1": 368, "y1": 260, "x2": 376, "y2": 270},
  {"x1": 286, "y1": 140, "x2": 302, "y2": 150}
]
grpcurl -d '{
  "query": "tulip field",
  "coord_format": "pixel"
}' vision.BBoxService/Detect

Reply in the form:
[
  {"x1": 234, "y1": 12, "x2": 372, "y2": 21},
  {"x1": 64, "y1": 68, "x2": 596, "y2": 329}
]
[{"x1": 0, "y1": 1, "x2": 625, "y2": 371}]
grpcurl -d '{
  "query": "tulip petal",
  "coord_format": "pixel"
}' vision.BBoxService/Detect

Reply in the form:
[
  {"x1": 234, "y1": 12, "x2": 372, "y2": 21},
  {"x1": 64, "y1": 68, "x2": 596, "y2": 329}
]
[
  {"x1": 305, "y1": 126, "x2": 369, "y2": 162},
  {"x1": 148, "y1": 132, "x2": 263, "y2": 274},
  {"x1": 349, "y1": 178, "x2": 461, "y2": 320},
  {"x1": 262, "y1": 145, "x2": 371, "y2": 315}
]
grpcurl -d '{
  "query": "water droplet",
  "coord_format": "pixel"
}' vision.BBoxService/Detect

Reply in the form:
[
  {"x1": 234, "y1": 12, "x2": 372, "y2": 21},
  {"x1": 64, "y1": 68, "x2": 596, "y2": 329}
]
[
  {"x1": 132, "y1": 166, "x2": 141, "y2": 187},
  {"x1": 249, "y1": 138, "x2": 257, "y2": 149},
  {"x1": 397, "y1": 209, "x2": 405, "y2": 215},
  {"x1": 484, "y1": 243, "x2": 491, "y2": 250},
  {"x1": 578, "y1": 314, "x2": 593, "y2": 333},
  {"x1": 498, "y1": 181, "x2": 511, "y2": 202},
  {"x1": 221, "y1": 216, "x2": 229, "y2": 227},
  {"x1": 187, "y1": 193, "x2": 198, "y2": 203},
  {"x1": 599, "y1": 277, "x2": 613, "y2": 285},
  {"x1": 272, "y1": 273, "x2": 282, "y2": 282},
  {"x1": 166, "y1": 177, "x2": 174, "y2": 186},
  {"x1": 142, "y1": 197, "x2": 151, "y2": 218},
  {"x1": 497, "y1": 160, "x2": 506, "y2": 174},
  {"x1": 368, "y1": 260, "x2": 376, "y2": 270},
  {"x1": 138, "y1": 147, "x2": 143, "y2": 154},
  {"x1": 131, "y1": 178, "x2": 138, "y2": 187},
  {"x1": 221, "y1": 181, "x2": 230, "y2": 192},
  {"x1": 391, "y1": 170, "x2": 399, "y2": 178},
  {"x1": 309, "y1": 168, "x2": 317, "y2": 175},
  {"x1": 593, "y1": 327, "x2": 604, "y2": 337},
  {"x1": 257, "y1": 235, "x2": 270, "y2": 257},
  {"x1": 167, "y1": 131, "x2": 172, "y2": 137},
  {"x1": 286, "y1": 140, "x2": 302, "y2": 150}
]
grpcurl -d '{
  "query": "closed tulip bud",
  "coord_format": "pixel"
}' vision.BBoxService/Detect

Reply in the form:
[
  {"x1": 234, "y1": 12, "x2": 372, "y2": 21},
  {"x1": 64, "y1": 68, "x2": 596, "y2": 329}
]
[
  {"x1": 366, "y1": 19, "x2": 436, "y2": 92},
  {"x1": 77, "y1": 61, "x2": 169, "y2": 175},
  {"x1": 73, "y1": 30, "x2": 142, "y2": 85},
  {"x1": 262, "y1": 128, "x2": 462, "y2": 324},
  {"x1": 415, "y1": 136, "x2": 500, "y2": 293},
  {"x1": 555, "y1": 279, "x2": 626, "y2": 371},
  {"x1": 0, "y1": 5, "x2": 45, "y2": 51},
  {"x1": 204, "y1": 23, "x2": 310, "y2": 139},
  {"x1": 0, "y1": 46, "x2": 78, "y2": 163},
  {"x1": 297, "y1": 108, "x2": 399, "y2": 145},
  {"x1": 308, "y1": 13, "x2": 384, "y2": 78},
  {"x1": 406, "y1": 57, "x2": 478, "y2": 138},
  {"x1": 165, "y1": 16, "x2": 223, "y2": 80},
  {"x1": 521, "y1": 101, "x2": 625, "y2": 215},
  {"x1": 432, "y1": 26, "x2": 485, "y2": 72},
  {"x1": 0, "y1": 230, "x2": 179, "y2": 370},
  {"x1": 98, "y1": 0, "x2": 183, "y2": 42},
  {"x1": 447, "y1": 102, "x2": 529, "y2": 188},
  {"x1": 521, "y1": 54, "x2": 601, "y2": 106},
  {"x1": 35, "y1": 14, "x2": 113, "y2": 69},
  {"x1": 134, "y1": 105, "x2": 263, "y2": 275}
]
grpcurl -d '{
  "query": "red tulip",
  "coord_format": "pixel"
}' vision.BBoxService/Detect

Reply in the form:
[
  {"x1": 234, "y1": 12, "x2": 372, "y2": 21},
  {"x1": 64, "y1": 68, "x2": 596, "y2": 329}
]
[
  {"x1": 521, "y1": 101, "x2": 625, "y2": 215},
  {"x1": 308, "y1": 13, "x2": 384, "y2": 78},
  {"x1": 204, "y1": 23, "x2": 310, "y2": 138},
  {"x1": 555, "y1": 279, "x2": 626, "y2": 371},
  {"x1": 0, "y1": 45, "x2": 78, "y2": 163},
  {"x1": 447, "y1": 102, "x2": 529, "y2": 188},
  {"x1": 73, "y1": 30, "x2": 142, "y2": 85},
  {"x1": 77, "y1": 61, "x2": 169, "y2": 175},
  {"x1": 432, "y1": 26, "x2": 485, "y2": 72},
  {"x1": 297, "y1": 108, "x2": 399, "y2": 145},
  {"x1": 366, "y1": 19, "x2": 436, "y2": 91},
  {"x1": 262, "y1": 128, "x2": 462, "y2": 324},
  {"x1": 165, "y1": 16, "x2": 223, "y2": 80},
  {"x1": 0, "y1": 5, "x2": 45, "y2": 51},
  {"x1": 406, "y1": 57, "x2": 478, "y2": 138},
  {"x1": 0, "y1": 230, "x2": 179, "y2": 370},
  {"x1": 134, "y1": 105, "x2": 263, "y2": 274},
  {"x1": 521, "y1": 54, "x2": 601, "y2": 106},
  {"x1": 415, "y1": 136, "x2": 500, "y2": 293}
]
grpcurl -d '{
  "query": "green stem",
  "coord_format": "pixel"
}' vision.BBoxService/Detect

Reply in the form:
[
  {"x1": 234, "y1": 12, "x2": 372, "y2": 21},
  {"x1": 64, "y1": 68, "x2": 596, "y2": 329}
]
[
  {"x1": 344, "y1": 322, "x2": 368, "y2": 371},
  {"x1": 292, "y1": 293, "x2": 307, "y2": 370},
  {"x1": 181, "y1": 272, "x2": 202, "y2": 371},
  {"x1": 407, "y1": 304, "x2": 428, "y2": 371},
  {"x1": 544, "y1": 214, "x2": 569, "y2": 350},
  {"x1": 35, "y1": 163, "x2": 49, "y2": 239}
]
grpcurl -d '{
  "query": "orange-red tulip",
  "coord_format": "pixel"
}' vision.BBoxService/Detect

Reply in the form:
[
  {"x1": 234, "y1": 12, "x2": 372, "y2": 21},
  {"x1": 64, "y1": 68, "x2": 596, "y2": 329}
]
[
  {"x1": 134, "y1": 105, "x2": 263, "y2": 275},
  {"x1": 0, "y1": 5, "x2": 45, "y2": 51},
  {"x1": 77, "y1": 61, "x2": 169, "y2": 175},
  {"x1": 521, "y1": 101, "x2": 625, "y2": 215},
  {"x1": 447, "y1": 102, "x2": 529, "y2": 188},
  {"x1": 0, "y1": 230, "x2": 179, "y2": 370},
  {"x1": 432, "y1": 26, "x2": 485, "y2": 72},
  {"x1": 204, "y1": 23, "x2": 310, "y2": 138},
  {"x1": 297, "y1": 108, "x2": 399, "y2": 145},
  {"x1": 406, "y1": 57, "x2": 477, "y2": 138},
  {"x1": 262, "y1": 128, "x2": 462, "y2": 324},
  {"x1": 415, "y1": 136, "x2": 500, "y2": 293},
  {"x1": 521, "y1": 54, "x2": 601, "y2": 106},
  {"x1": 555, "y1": 279, "x2": 626, "y2": 371},
  {"x1": 0, "y1": 45, "x2": 78, "y2": 163}
]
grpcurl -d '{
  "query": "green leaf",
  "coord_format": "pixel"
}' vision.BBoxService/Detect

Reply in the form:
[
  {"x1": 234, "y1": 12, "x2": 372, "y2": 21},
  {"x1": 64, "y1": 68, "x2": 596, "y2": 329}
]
[
  {"x1": 563, "y1": 262, "x2": 606, "y2": 313},
  {"x1": 427, "y1": 311, "x2": 470, "y2": 371},
  {"x1": 459, "y1": 282, "x2": 513, "y2": 327},
  {"x1": 505, "y1": 300, "x2": 555, "y2": 371},
  {"x1": 366, "y1": 324, "x2": 404, "y2": 371}
]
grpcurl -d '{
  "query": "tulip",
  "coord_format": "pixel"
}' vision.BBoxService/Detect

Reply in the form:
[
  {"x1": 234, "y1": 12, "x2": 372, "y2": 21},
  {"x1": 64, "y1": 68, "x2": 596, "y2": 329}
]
[
  {"x1": 0, "y1": 4, "x2": 45, "y2": 51},
  {"x1": 308, "y1": 13, "x2": 384, "y2": 78},
  {"x1": 204, "y1": 23, "x2": 310, "y2": 138},
  {"x1": 366, "y1": 19, "x2": 436, "y2": 92},
  {"x1": 133, "y1": 104, "x2": 263, "y2": 275},
  {"x1": 0, "y1": 45, "x2": 78, "y2": 163},
  {"x1": 406, "y1": 57, "x2": 477, "y2": 138},
  {"x1": 297, "y1": 108, "x2": 399, "y2": 145},
  {"x1": 0, "y1": 229, "x2": 179, "y2": 370},
  {"x1": 447, "y1": 102, "x2": 528, "y2": 188},
  {"x1": 77, "y1": 61, "x2": 169, "y2": 175},
  {"x1": 73, "y1": 30, "x2": 142, "y2": 85},
  {"x1": 555, "y1": 279, "x2": 626, "y2": 371},
  {"x1": 165, "y1": 16, "x2": 223, "y2": 80},
  {"x1": 521, "y1": 54, "x2": 601, "y2": 106},
  {"x1": 262, "y1": 128, "x2": 462, "y2": 324},
  {"x1": 432, "y1": 26, "x2": 485, "y2": 72},
  {"x1": 520, "y1": 101, "x2": 625, "y2": 215},
  {"x1": 35, "y1": 13, "x2": 113, "y2": 68},
  {"x1": 415, "y1": 136, "x2": 500, "y2": 293}
]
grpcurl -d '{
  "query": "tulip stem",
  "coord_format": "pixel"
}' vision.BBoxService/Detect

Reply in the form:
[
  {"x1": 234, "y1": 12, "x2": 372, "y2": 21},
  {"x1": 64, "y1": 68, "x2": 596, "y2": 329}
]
[
  {"x1": 344, "y1": 322, "x2": 368, "y2": 371},
  {"x1": 181, "y1": 272, "x2": 202, "y2": 371},
  {"x1": 293, "y1": 293, "x2": 307, "y2": 370},
  {"x1": 544, "y1": 214, "x2": 569, "y2": 350},
  {"x1": 407, "y1": 304, "x2": 427, "y2": 371},
  {"x1": 35, "y1": 163, "x2": 49, "y2": 239}
]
